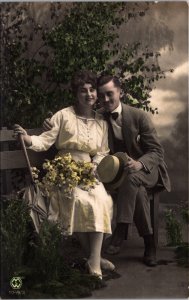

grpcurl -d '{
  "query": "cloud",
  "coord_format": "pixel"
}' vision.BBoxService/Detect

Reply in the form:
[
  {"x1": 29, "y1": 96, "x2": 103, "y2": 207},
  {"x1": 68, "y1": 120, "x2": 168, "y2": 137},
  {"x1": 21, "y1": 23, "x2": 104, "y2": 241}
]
[
  {"x1": 119, "y1": 2, "x2": 188, "y2": 146},
  {"x1": 162, "y1": 109, "x2": 188, "y2": 195},
  {"x1": 151, "y1": 56, "x2": 188, "y2": 198},
  {"x1": 167, "y1": 61, "x2": 188, "y2": 79},
  {"x1": 149, "y1": 53, "x2": 188, "y2": 139},
  {"x1": 150, "y1": 89, "x2": 185, "y2": 138},
  {"x1": 159, "y1": 46, "x2": 188, "y2": 78}
]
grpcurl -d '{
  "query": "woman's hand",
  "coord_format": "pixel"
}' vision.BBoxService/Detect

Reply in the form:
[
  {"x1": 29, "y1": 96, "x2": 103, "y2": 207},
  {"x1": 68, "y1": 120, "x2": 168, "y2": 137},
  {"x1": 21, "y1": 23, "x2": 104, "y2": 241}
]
[
  {"x1": 43, "y1": 118, "x2": 53, "y2": 131},
  {"x1": 92, "y1": 163, "x2": 100, "y2": 180},
  {"x1": 13, "y1": 124, "x2": 32, "y2": 147}
]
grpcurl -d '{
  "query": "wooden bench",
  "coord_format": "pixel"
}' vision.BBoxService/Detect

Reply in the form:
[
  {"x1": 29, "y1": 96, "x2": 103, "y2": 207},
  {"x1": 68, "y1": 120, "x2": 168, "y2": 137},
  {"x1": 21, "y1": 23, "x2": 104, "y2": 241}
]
[
  {"x1": 0, "y1": 127, "x2": 56, "y2": 195},
  {"x1": 0, "y1": 127, "x2": 160, "y2": 246}
]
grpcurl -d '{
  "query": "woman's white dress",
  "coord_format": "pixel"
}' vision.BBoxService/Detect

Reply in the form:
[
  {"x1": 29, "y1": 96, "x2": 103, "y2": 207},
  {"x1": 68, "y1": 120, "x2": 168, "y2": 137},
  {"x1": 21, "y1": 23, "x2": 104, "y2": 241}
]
[{"x1": 29, "y1": 106, "x2": 113, "y2": 235}]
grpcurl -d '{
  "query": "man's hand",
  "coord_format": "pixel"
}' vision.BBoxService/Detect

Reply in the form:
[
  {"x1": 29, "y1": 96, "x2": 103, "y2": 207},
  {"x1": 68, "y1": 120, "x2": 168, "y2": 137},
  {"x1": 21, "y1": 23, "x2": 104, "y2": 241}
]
[
  {"x1": 125, "y1": 156, "x2": 143, "y2": 173},
  {"x1": 43, "y1": 118, "x2": 53, "y2": 131}
]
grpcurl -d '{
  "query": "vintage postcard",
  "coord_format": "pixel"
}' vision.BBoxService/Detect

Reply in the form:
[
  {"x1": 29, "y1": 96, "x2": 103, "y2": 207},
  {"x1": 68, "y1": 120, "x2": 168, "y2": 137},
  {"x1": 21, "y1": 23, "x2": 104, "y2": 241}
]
[{"x1": 1, "y1": 1, "x2": 188, "y2": 299}]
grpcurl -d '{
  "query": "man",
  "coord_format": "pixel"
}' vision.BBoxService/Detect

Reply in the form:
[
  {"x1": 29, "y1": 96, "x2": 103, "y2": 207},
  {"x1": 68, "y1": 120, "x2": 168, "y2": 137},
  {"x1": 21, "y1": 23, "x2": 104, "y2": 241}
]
[
  {"x1": 43, "y1": 74, "x2": 171, "y2": 266},
  {"x1": 96, "y1": 75, "x2": 171, "y2": 266}
]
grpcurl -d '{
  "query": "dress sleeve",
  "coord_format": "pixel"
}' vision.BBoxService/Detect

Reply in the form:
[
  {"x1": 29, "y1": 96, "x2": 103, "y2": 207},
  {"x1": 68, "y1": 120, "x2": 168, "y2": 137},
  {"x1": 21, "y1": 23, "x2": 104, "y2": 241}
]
[
  {"x1": 92, "y1": 121, "x2": 110, "y2": 165},
  {"x1": 28, "y1": 111, "x2": 61, "y2": 152}
]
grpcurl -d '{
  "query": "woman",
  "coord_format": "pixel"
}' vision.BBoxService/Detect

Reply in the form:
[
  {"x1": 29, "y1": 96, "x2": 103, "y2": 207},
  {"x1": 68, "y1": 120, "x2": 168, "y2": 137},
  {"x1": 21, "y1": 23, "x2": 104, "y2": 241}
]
[{"x1": 14, "y1": 70, "x2": 114, "y2": 279}]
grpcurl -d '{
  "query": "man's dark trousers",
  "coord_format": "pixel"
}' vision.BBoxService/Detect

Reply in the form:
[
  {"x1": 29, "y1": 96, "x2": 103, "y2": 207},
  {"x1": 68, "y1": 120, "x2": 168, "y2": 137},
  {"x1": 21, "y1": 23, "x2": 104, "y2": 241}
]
[{"x1": 116, "y1": 167, "x2": 159, "y2": 236}]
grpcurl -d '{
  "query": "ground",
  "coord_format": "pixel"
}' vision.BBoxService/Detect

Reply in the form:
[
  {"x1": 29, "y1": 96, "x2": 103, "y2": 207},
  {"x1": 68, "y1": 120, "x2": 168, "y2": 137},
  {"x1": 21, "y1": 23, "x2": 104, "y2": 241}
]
[{"x1": 88, "y1": 202, "x2": 188, "y2": 299}]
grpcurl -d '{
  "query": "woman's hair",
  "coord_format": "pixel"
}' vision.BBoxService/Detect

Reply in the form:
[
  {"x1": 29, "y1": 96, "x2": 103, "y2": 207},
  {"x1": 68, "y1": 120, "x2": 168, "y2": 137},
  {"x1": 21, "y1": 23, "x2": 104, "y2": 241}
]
[
  {"x1": 71, "y1": 70, "x2": 97, "y2": 95},
  {"x1": 97, "y1": 74, "x2": 121, "y2": 88}
]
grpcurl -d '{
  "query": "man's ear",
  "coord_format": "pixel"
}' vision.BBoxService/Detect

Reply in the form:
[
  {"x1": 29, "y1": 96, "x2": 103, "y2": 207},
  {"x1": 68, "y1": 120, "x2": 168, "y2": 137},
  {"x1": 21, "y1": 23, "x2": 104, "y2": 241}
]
[{"x1": 120, "y1": 89, "x2": 124, "y2": 98}]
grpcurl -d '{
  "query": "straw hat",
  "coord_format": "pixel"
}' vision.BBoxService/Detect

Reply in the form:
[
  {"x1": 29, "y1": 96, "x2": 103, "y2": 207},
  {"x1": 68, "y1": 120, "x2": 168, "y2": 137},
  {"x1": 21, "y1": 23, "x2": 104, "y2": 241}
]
[{"x1": 97, "y1": 152, "x2": 128, "y2": 190}]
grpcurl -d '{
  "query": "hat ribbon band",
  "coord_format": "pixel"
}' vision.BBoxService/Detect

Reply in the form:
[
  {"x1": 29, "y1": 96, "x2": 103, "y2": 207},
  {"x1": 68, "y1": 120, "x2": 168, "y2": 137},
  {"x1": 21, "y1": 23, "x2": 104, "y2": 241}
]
[{"x1": 108, "y1": 157, "x2": 125, "y2": 185}]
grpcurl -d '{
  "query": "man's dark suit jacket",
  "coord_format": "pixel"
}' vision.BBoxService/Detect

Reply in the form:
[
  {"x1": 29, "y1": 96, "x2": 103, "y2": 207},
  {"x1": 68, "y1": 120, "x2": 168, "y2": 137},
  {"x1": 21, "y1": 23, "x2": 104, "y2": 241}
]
[{"x1": 98, "y1": 103, "x2": 171, "y2": 192}]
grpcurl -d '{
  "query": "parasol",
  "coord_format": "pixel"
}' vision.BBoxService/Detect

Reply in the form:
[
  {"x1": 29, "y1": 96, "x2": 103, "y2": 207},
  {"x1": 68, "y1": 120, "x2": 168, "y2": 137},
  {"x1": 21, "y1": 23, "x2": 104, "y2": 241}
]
[{"x1": 19, "y1": 134, "x2": 48, "y2": 233}]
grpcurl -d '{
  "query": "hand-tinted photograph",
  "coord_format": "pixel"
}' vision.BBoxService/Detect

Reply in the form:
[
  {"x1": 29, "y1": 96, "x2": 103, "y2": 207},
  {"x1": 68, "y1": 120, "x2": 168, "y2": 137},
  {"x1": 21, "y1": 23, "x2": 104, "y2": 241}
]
[{"x1": 1, "y1": 1, "x2": 188, "y2": 299}]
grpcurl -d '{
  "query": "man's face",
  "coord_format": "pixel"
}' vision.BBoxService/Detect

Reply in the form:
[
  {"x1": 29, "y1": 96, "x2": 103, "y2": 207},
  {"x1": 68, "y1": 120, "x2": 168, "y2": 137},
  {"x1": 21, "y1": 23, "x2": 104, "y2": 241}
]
[{"x1": 98, "y1": 80, "x2": 121, "y2": 112}]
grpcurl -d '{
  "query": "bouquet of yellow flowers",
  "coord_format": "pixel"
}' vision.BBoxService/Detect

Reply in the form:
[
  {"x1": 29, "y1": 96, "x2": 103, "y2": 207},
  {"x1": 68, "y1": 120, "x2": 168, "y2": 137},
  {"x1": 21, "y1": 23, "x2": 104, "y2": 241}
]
[{"x1": 32, "y1": 153, "x2": 98, "y2": 196}]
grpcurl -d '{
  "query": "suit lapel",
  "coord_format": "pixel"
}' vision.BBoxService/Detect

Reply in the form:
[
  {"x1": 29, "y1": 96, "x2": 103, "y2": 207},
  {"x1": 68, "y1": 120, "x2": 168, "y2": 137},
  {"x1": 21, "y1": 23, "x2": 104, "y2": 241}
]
[
  {"x1": 103, "y1": 104, "x2": 133, "y2": 155},
  {"x1": 121, "y1": 104, "x2": 133, "y2": 155},
  {"x1": 104, "y1": 113, "x2": 115, "y2": 153}
]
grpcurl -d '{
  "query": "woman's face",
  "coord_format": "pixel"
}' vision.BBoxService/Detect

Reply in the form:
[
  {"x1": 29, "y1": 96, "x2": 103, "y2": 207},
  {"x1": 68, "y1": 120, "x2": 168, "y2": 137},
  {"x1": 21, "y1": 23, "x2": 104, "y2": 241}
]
[{"x1": 76, "y1": 83, "x2": 97, "y2": 108}]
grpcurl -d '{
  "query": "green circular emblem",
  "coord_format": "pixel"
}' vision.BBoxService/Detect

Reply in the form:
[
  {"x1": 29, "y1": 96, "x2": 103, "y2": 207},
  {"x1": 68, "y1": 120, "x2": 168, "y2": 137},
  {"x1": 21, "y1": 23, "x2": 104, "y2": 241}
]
[{"x1": 10, "y1": 277, "x2": 22, "y2": 289}]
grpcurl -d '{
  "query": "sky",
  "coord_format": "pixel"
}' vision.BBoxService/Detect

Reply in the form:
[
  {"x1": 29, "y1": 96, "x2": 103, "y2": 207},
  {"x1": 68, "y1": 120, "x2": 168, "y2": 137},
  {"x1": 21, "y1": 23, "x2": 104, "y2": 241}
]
[
  {"x1": 147, "y1": 2, "x2": 188, "y2": 203},
  {"x1": 119, "y1": 2, "x2": 188, "y2": 203}
]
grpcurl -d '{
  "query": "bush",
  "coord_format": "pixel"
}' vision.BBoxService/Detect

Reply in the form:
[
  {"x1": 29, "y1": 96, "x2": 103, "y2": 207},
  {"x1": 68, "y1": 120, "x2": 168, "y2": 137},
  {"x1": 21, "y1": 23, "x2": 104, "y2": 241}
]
[
  {"x1": 1, "y1": 192, "x2": 31, "y2": 279},
  {"x1": 165, "y1": 204, "x2": 189, "y2": 268},
  {"x1": 165, "y1": 209, "x2": 183, "y2": 247},
  {"x1": 1, "y1": 192, "x2": 105, "y2": 299},
  {"x1": 175, "y1": 243, "x2": 189, "y2": 268},
  {"x1": 1, "y1": 2, "x2": 173, "y2": 128}
]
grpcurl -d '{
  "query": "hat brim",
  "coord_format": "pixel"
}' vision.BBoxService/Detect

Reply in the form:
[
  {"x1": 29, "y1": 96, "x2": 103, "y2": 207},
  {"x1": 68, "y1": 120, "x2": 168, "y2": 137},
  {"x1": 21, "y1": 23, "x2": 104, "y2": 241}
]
[
  {"x1": 103, "y1": 152, "x2": 128, "y2": 191},
  {"x1": 114, "y1": 152, "x2": 129, "y2": 164}
]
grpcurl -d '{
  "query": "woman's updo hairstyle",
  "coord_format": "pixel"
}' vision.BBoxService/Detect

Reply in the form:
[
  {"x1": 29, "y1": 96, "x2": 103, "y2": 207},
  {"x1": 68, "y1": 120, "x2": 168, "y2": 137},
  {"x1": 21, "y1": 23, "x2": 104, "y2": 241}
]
[{"x1": 71, "y1": 70, "x2": 97, "y2": 96}]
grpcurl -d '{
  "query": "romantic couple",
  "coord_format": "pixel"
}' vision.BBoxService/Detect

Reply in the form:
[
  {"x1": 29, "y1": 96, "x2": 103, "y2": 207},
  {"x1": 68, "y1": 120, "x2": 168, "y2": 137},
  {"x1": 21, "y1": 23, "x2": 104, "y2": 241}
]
[{"x1": 14, "y1": 70, "x2": 171, "y2": 280}]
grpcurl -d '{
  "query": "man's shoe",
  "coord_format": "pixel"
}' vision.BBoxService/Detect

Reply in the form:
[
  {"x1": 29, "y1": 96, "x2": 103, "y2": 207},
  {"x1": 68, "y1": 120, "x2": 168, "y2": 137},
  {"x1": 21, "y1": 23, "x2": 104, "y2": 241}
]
[
  {"x1": 143, "y1": 253, "x2": 157, "y2": 267},
  {"x1": 105, "y1": 245, "x2": 121, "y2": 255},
  {"x1": 101, "y1": 258, "x2": 115, "y2": 271},
  {"x1": 143, "y1": 234, "x2": 157, "y2": 267},
  {"x1": 105, "y1": 223, "x2": 128, "y2": 255}
]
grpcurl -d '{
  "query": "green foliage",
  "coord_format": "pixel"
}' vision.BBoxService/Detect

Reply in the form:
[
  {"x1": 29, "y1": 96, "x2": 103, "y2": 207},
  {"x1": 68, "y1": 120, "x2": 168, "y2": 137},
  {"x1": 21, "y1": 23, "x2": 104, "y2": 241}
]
[
  {"x1": 1, "y1": 192, "x2": 31, "y2": 278},
  {"x1": 29, "y1": 221, "x2": 104, "y2": 297},
  {"x1": 165, "y1": 209, "x2": 183, "y2": 246},
  {"x1": 1, "y1": 2, "x2": 172, "y2": 128},
  {"x1": 165, "y1": 203, "x2": 189, "y2": 268},
  {"x1": 30, "y1": 220, "x2": 63, "y2": 282},
  {"x1": 175, "y1": 243, "x2": 189, "y2": 268},
  {"x1": 181, "y1": 206, "x2": 189, "y2": 224},
  {"x1": 1, "y1": 193, "x2": 104, "y2": 298}
]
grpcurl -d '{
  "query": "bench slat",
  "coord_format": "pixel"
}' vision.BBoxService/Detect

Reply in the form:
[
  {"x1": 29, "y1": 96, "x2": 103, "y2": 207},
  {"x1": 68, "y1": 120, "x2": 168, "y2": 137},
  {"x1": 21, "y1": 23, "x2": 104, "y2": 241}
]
[
  {"x1": 0, "y1": 128, "x2": 43, "y2": 142},
  {"x1": 0, "y1": 150, "x2": 48, "y2": 169}
]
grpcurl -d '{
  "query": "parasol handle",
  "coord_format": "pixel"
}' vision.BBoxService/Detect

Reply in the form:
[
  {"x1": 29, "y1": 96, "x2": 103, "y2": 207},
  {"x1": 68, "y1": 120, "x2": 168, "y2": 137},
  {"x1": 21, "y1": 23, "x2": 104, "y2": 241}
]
[{"x1": 19, "y1": 133, "x2": 35, "y2": 184}]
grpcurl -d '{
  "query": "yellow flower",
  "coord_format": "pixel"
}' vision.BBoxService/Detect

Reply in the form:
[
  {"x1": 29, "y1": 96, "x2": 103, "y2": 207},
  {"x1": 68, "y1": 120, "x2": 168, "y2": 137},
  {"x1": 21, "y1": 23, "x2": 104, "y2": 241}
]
[{"x1": 32, "y1": 153, "x2": 98, "y2": 196}]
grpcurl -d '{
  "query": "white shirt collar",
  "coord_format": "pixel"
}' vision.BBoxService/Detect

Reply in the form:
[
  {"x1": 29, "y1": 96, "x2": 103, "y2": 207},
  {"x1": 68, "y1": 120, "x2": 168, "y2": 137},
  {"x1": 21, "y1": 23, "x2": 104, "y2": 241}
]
[{"x1": 112, "y1": 102, "x2": 122, "y2": 115}]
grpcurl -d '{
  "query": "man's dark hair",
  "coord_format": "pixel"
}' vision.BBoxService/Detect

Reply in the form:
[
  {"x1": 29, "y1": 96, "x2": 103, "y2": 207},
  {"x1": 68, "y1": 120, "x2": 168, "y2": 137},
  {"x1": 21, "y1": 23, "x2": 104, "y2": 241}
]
[
  {"x1": 71, "y1": 70, "x2": 97, "y2": 95},
  {"x1": 97, "y1": 74, "x2": 121, "y2": 89}
]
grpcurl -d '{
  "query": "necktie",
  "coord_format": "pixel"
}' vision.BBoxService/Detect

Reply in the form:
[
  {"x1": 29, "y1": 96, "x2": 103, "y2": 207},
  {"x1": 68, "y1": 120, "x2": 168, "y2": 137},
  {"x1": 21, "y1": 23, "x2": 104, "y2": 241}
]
[{"x1": 110, "y1": 112, "x2": 119, "y2": 120}]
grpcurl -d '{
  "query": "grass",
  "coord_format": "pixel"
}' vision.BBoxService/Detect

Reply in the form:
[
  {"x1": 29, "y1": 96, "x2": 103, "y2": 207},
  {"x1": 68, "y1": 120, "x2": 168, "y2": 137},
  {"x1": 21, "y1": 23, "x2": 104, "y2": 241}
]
[{"x1": 175, "y1": 242, "x2": 189, "y2": 268}]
